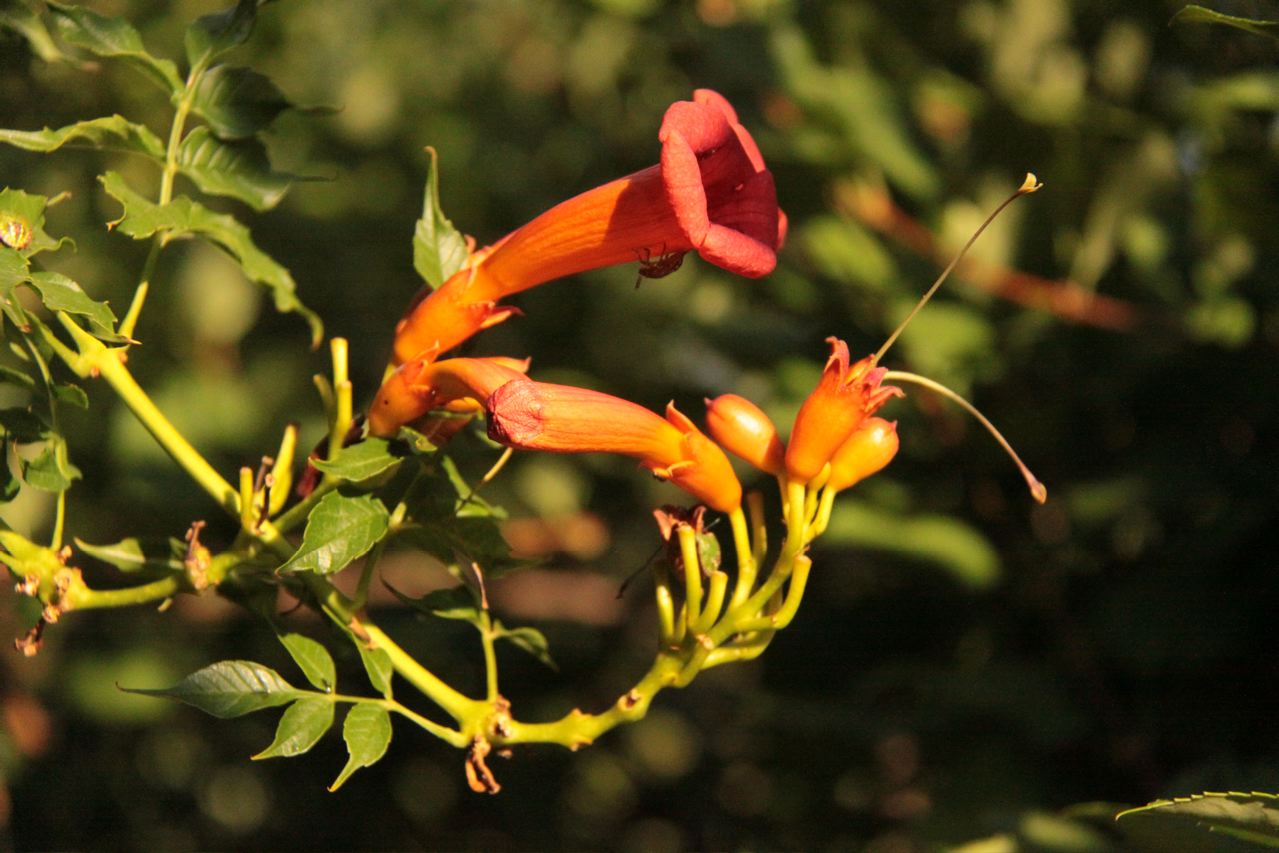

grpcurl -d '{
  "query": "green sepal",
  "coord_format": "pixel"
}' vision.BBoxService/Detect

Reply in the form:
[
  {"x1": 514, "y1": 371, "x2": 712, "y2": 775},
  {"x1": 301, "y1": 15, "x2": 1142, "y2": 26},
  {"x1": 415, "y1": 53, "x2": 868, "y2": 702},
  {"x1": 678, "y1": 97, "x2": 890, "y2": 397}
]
[
  {"x1": 175, "y1": 127, "x2": 297, "y2": 212},
  {"x1": 328, "y1": 702, "x2": 392, "y2": 791},
  {"x1": 121, "y1": 659, "x2": 301, "y2": 718},
  {"x1": 276, "y1": 491, "x2": 389, "y2": 576},
  {"x1": 45, "y1": 1, "x2": 181, "y2": 94},
  {"x1": 412, "y1": 147, "x2": 469, "y2": 289},
  {"x1": 0, "y1": 115, "x2": 164, "y2": 160},
  {"x1": 99, "y1": 171, "x2": 322, "y2": 345},
  {"x1": 252, "y1": 696, "x2": 334, "y2": 760}
]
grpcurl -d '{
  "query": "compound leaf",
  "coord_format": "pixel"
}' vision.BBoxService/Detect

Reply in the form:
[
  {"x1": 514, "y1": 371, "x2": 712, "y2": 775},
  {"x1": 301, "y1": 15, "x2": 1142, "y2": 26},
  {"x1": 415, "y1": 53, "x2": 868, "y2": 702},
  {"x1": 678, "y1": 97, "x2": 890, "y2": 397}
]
[
  {"x1": 412, "y1": 146, "x2": 469, "y2": 289},
  {"x1": 277, "y1": 632, "x2": 336, "y2": 692},
  {"x1": 252, "y1": 697, "x2": 334, "y2": 760},
  {"x1": 175, "y1": 126, "x2": 295, "y2": 211},
  {"x1": 277, "y1": 492, "x2": 389, "y2": 577},
  {"x1": 0, "y1": 115, "x2": 164, "y2": 160},
  {"x1": 46, "y1": 1, "x2": 181, "y2": 94}
]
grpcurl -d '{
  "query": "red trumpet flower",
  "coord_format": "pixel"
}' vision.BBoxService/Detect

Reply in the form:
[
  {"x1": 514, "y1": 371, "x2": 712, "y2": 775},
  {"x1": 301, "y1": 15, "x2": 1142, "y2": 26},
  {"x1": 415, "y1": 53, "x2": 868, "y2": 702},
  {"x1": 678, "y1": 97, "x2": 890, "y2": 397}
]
[
  {"x1": 393, "y1": 89, "x2": 785, "y2": 365},
  {"x1": 367, "y1": 356, "x2": 529, "y2": 439}
]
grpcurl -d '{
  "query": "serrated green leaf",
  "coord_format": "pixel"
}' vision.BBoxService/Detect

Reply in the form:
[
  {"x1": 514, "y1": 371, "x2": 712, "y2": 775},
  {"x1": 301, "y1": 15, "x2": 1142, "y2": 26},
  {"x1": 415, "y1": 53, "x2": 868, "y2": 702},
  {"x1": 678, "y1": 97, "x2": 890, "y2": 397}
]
[
  {"x1": 277, "y1": 492, "x2": 389, "y2": 576},
  {"x1": 21, "y1": 435, "x2": 79, "y2": 493},
  {"x1": 1, "y1": 248, "x2": 29, "y2": 295},
  {"x1": 46, "y1": 1, "x2": 180, "y2": 94},
  {"x1": 311, "y1": 438, "x2": 403, "y2": 483},
  {"x1": 494, "y1": 622, "x2": 557, "y2": 671},
  {"x1": 100, "y1": 171, "x2": 321, "y2": 344},
  {"x1": 185, "y1": 0, "x2": 261, "y2": 69},
  {"x1": 74, "y1": 536, "x2": 184, "y2": 573},
  {"x1": 386, "y1": 582, "x2": 481, "y2": 624},
  {"x1": 328, "y1": 703, "x2": 392, "y2": 791},
  {"x1": 252, "y1": 697, "x2": 334, "y2": 760},
  {"x1": 176, "y1": 126, "x2": 295, "y2": 211},
  {"x1": 356, "y1": 644, "x2": 394, "y2": 697},
  {"x1": 412, "y1": 147, "x2": 469, "y2": 289},
  {"x1": 0, "y1": 407, "x2": 48, "y2": 443},
  {"x1": 277, "y1": 632, "x2": 336, "y2": 692},
  {"x1": 1174, "y1": 5, "x2": 1279, "y2": 40},
  {"x1": 122, "y1": 660, "x2": 299, "y2": 718},
  {"x1": 0, "y1": 115, "x2": 164, "y2": 160},
  {"x1": 24, "y1": 271, "x2": 117, "y2": 338},
  {"x1": 0, "y1": 187, "x2": 71, "y2": 258},
  {"x1": 1117, "y1": 791, "x2": 1279, "y2": 850},
  {"x1": 191, "y1": 65, "x2": 292, "y2": 140}
]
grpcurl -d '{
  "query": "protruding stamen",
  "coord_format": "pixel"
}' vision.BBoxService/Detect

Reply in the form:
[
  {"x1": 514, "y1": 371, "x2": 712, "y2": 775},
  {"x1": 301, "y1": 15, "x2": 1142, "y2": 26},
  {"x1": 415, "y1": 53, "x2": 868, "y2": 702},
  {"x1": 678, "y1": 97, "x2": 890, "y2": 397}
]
[
  {"x1": 883, "y1": 370, "x2": 1047, "y2": 504},
  {"x1": 873, "y1": 173, "x2": 1043, "y2": 365}
]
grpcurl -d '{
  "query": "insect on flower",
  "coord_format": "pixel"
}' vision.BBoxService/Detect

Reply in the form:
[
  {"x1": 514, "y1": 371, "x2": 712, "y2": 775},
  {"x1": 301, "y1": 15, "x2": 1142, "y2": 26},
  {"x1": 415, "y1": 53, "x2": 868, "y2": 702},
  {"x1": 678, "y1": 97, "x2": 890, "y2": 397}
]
[
  {"x1": 0, "y1": 214, "x2": 33, "y2": 250},
  {"x1": 634, "y1": 246, "x2": 687, "y2": 288}
]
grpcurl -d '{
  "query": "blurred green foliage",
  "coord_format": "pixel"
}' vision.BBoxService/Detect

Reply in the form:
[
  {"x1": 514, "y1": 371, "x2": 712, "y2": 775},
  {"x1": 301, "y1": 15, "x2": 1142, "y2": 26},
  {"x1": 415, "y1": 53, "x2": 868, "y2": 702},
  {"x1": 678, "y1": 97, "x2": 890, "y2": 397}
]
[{"x1": 3, "y1": 0, "x2": 1279, "y2": 849}]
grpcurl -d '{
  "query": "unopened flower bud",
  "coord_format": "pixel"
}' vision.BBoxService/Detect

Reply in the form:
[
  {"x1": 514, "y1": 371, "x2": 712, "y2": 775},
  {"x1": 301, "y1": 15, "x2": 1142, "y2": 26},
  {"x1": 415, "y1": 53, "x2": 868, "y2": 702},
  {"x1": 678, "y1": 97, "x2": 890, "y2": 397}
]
[
  {"x1": 704, "y1": 394, "x2": 785, "y2": 475},
  {"x1": 826, "y1": 418, "x2": 899, "y2": 492}
]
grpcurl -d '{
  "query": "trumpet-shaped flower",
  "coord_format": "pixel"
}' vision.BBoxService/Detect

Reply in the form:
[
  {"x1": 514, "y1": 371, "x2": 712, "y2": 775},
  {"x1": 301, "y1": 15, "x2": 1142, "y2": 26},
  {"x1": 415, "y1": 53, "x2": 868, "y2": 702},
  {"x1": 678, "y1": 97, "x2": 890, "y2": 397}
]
[
  {"x1": 826, "y1": 418, "x2": 899, "y2": 492},
  {"x1": 367, "y1": 356, "x2": 529, "y2": 439},
  {"x1": 704, "y1": 393, "x2": 785, "y2": 475},
  {"x1": 785, "y1": 339, "x2": 903, "y2": 484},
  {"x1": 486, "y1": 381, "x2": 742, "y2": 512},
  {"x1": 393, "y1": 89, "x2": 785, "y2": 364}
]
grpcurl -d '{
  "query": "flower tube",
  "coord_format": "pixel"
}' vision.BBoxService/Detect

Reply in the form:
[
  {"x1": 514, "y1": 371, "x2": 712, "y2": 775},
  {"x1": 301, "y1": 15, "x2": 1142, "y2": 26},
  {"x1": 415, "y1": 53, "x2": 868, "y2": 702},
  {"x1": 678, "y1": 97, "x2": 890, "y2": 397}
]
[
  {"x1": 486, "y1": 381, "x2": 742, "y2": 512},
  {"x1": 393, "y1": 89, "x2": 785, "y2": 365},
  {"x1": 785, "y1": 339, "x2": 903, "y2": 484},
  {"x1": 367, "y1": 356, "x2": 529, "y2": 439}
]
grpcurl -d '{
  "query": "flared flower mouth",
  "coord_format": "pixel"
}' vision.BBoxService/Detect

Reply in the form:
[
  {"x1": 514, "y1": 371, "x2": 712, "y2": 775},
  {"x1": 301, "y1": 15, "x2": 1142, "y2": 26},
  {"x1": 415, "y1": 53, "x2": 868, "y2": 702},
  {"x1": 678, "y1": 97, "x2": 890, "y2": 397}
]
[
  {"x1": 392, "y1": 89, "x2": 785, "y2": 366},
  {"x1": 784, "y1": 338, "x2": 903, "y2": 484},
  {"x1": 486, "y1": 380, "x2": 742, "y2": 512}
]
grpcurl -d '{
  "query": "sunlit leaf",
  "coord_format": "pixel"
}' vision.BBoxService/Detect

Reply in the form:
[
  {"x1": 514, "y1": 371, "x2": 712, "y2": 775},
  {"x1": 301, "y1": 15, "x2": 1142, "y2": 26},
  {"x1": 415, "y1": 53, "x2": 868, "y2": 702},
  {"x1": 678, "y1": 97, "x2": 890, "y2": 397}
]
[
  {"x1": 74, "y1": 536, "x2": 184, "y2": 573},
  {"x1": 329, "y1": 702, "x2": 392, "y2": 791},
  {"x1": 45, "y1": 1, "x2": 180, "y2": 94},
  {"x1": 122, "y1": 660, "x2": 300, "y2": 718},
  {"x1": 494, "y1": 622, "x2": 557, "y2": 671},
  {"x1": 176, "y1": 127, "x2": 295, "y2": 211},
  {"x1": 0, "y1": 115, "x2": 164, "y2": 160},
  {"x1": 185, "y1": 0, "x2": 264, "y2": 69},
  {"x1": 191, "y1": 64, "x2": 313, "y2": 140},
  {"x1": 1174, "y1": 5, "x2": 1279, "y2": 40},
  {"x1": 252, "y1": 697, "x2": 334, "y2": 760},
  {"x1": 24, "y1": 271, "x2": 117, "y2": 338},
  {"x1": 1117, "y1": 791, "x2": 1279, "y2": 850},
  {"x1": 277, "y1": 632, "x2": 336, "y2": 692},
  {"x1": 356, "y1": 644, "x2": 394, "y2": 697},
  {"x1": 311, "y1": 438, "x2": 403, "y2": 483},
  {"x1": 277, "y1": 492, "x2": 389, "y2": 576},
  {"x1": 99, "y1": 171, "x2": 322, "y2": 344},
  {"x1": 412, "y1": 146, "x2": 469, "y2": 289}
]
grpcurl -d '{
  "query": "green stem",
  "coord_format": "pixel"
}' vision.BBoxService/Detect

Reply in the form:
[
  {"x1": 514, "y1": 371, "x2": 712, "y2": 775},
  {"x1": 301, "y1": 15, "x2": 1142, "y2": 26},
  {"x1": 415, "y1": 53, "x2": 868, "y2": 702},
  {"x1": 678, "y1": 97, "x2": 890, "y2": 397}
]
[
  {"x1": 479, "y1": 610, "x2": 499, "y2": 703},
  {"x1": 64, "y1": 574, "x2": 184, "y2": 610}
]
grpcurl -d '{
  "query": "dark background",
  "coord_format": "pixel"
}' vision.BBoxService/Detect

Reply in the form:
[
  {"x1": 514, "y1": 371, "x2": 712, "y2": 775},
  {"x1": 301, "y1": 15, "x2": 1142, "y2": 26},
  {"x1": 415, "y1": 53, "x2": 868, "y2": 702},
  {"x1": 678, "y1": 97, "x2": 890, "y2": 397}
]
[{"x1": 3, "y1": 0, "x2": 1279, "y2": 849}]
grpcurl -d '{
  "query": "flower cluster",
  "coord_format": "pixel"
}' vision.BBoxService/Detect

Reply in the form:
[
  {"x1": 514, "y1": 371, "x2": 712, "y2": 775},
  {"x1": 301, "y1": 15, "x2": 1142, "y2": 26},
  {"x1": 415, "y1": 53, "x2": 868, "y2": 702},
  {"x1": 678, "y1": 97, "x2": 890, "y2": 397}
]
[{"x1": 369, "y1": 89, "x2": 900, "y2": 514}]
